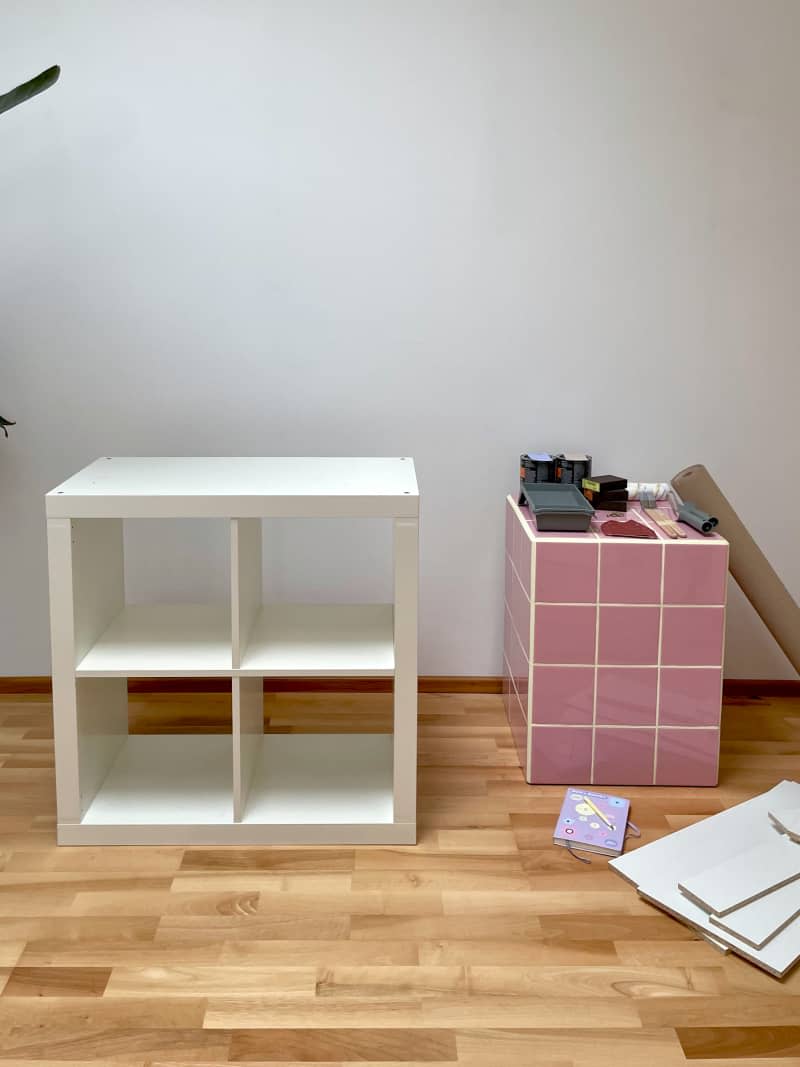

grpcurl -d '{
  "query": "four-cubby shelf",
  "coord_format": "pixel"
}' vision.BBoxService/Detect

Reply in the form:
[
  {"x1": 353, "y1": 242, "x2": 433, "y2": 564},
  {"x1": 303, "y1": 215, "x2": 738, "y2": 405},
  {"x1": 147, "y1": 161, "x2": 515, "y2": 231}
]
[{"x1": 46, "y1": 457, "x2": 418, "y2": 845}]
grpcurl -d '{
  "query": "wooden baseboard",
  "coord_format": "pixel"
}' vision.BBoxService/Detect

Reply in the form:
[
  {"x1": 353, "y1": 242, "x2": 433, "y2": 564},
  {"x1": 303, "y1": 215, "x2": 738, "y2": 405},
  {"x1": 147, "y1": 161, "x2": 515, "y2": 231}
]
[
  {"x1": 1, "y1": 675, "x2": 798, "y2": 697},
  {"x1": 0, "y1": 675, "x2": 505, "y2": 696}
]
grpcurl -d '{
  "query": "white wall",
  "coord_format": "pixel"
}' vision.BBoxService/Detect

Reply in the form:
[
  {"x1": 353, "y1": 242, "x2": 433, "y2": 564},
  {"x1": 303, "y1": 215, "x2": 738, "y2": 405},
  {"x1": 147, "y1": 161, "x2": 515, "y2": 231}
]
[{"x1": 1, "y1": 0, "x2": 798, "y2": 678}]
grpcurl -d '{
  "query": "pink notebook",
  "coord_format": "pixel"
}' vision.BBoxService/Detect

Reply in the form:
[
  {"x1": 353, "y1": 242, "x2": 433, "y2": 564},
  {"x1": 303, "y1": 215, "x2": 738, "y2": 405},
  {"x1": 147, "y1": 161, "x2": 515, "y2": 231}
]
[{"x1": 553, "y1": 787, "x2": 630, "y2": 857}]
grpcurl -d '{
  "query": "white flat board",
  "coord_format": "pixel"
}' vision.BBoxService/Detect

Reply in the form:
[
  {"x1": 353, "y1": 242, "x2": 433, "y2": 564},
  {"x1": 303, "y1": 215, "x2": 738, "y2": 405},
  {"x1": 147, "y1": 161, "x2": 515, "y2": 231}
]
[
  {"x1": 239, "y1": 604, "x2": 395, "y2": 676},
  {"x1": 46, "y1": 457, "x2": 419, "y2": 519},
  {"x1": 242, "y1": 733, "x2": 393, "y2": 825},
  {"x1": 679, "y1": 833, "x2": 800, "y2": 915},
  {"x1": 710, "y1": 877, "x2": 800, "y2": 949},
  {"x1": 81, "y1": 735, "x2": 233, "y2": 825},
  {"x1": 76, "y1": 604, "x2": 233, "y2": 676},
  {"x1": 611, "y1": 781, "x2": 800, "y2": 977},
  {"x1": 770, "y1": 807, "x2": 800, "y2": 842}
]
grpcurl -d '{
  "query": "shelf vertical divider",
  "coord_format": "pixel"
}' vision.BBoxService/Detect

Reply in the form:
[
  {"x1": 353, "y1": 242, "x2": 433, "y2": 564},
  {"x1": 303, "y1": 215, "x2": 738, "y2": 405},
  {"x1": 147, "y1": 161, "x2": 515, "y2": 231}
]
[
  {"x1": 48, "y1": 517, "x2": 127, "y2": 823},
  {"x1": 392, "y1": 516, "x2": 418, "y2": 834},
  {"x1": 231, "y1": 517, "x2": 264, "y2": 821},
  {"x1": 233, "y1": 676, "x2": 263, "y2": 821}
]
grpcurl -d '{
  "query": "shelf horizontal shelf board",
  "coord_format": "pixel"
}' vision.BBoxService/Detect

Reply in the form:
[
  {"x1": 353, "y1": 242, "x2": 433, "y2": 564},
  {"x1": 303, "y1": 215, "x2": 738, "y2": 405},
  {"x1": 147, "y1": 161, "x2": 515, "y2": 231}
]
[
  {"x1": 239, "y1": 604, "x2": 395, "y2": 676},
  {"x1": 47, "y1": 456, "x2": 419, "y2": 518},
  {"x1": 242, "y1": 733, "x2": 394, "y2": 825},
  {"x1": 81, "y1": 735, "x2": 233, "y2": 825},
  {"x1": 76, "y1": 604, "x2": 233, "y2": 677}
]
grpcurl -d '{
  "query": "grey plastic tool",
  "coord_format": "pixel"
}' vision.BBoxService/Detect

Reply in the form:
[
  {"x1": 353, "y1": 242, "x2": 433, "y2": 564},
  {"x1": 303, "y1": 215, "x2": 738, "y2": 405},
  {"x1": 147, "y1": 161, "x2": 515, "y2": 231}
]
[
  {"x1": 521, "y1": 482, "x2": 594, "y2": 532},
  {"x1": 678, "y1": 500, "x2": 718, "y2": 535}
]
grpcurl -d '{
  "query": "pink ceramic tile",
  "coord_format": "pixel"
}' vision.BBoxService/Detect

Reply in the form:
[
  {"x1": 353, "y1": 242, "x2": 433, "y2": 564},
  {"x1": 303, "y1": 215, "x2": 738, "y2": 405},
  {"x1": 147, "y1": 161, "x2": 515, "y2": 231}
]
[
  {"x1": 663, "y1": 544, "x2": 728, "y2": 605},
  {"x1": 596, "y1": 668, "x2": 658, "y2": 725},
  {"x1": 655, "y1": 728, "x2": 719, "y2": 786},
  {"x1": 509, "y1": 569, "x2": 531, "y2": 657},
  {"x1": 505, "y1": 671, "x2": 528, "y2": 773},
  {"x1": 661, "y1": 607, "x2": 725, "y2": 666},
  {"x1": 593, "y1": 727, "x2": 656, "y2": 786},
  {"x1": 534, "y1": 542, "x2": 598, "y2": 604},
  {"x1": 531, "y1": 666, "x2": 594, "y2": 724},
  {"x1": 505, "y1": 499, "x2": 515, "y2": 560},
  {"x1": 506, "y1": 614, "x2": 529, "y2": 717},
  {"x1": 659, "y1": 667, "x2": 722, "y2": 726},
  {"x1": 599, "y1": 542, "x2": 662, "y2": 604},
  {"x1": 529, "y1": 726, "x2": 592, "y2": 784},
  {"x1": 533, "y1": 605, "x2": 597, "y2": 665},
  {"x1": 598, "y1": 606, "x2": 660, "y2": 665},
  {"x1": 513, "y1": 522, "x2": 532, "y2": 598}
]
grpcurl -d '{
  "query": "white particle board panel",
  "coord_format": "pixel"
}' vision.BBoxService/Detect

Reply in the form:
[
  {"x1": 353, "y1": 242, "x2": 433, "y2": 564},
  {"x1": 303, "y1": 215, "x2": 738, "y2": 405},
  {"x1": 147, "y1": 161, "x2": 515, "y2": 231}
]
[
  {"x1": 393, "y1": 517, "x2": 419, "y2": 826},
  {"x1": 239, "y1": 604, "x2": 394, "y2": 676},
  {"x1": 76, "y1": 604, "x2": 232, "y2": 676},
  {"x1": 81, "y1": 735, "x2": 233, "y2": 825},
  {"x1": 770, "y1": 808, "x2": 800, "y2": 842},
  {"x1": 231, "y1": 518, "x2": 262, "y2": 668},
  {"x1": 76, "y1": 677, "x2": 128, "y2": 818},
  {"x1": 679, "y1": 834, "x2": 800, "y2": 915},
  {"x1": 58, "y1": 820, "x2": 415, "y2": 846},
  {"x1": 611, "y1": 781, "x2": 800, "y2": 977},
  {"x1": 46, "y1": 456, "x2": 419, "y2": 519},
  {"x1": 242, "y1": 734, "x2": 394, "y2": 826},
  {"x1": 233, "y1": 676, "x2": 263, "y2": 822},
  {"x1": 710, "y1": 878, "x2": 800, "y2": 949}
]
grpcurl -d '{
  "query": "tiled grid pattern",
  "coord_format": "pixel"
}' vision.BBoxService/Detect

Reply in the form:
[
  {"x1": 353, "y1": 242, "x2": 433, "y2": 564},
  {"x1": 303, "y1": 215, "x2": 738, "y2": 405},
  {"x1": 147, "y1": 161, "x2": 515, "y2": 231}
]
[{"x1": 502, "y1": 496, "x2": 728, "y2": 786}]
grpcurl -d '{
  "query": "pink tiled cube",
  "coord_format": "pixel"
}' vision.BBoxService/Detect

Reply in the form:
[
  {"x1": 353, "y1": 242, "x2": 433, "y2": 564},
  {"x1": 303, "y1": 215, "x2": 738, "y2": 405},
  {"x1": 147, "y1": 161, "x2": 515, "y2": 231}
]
[
  {"x1": 530, "y1": 726, "x2": 592, "y2": 784},
  {"x1": 593, "y1": 727, "x2": 656, "y2": 785},
  {"x1": 507, "y1": 567, "x2": 530, "y2": 657},
  {"x1": 596, "y1": 667, "x2": 658, "y2": 725},
  {"x1": 659, "y1": 668, "x2": 722, "y2": 726},
  {"x1": 661, "y1": 607, "x2": 725, "y2": 666},
  {"x1": 655, "y1": 728, "x2": 719, "y2": 786},
  {"x1": 506, "y1": 608, "x2": 529, "y2": 716},
  {"x1": 535, "y1": 543, "x2": 598, "y2": 604},
  {"x1": 663, "y1": 544, "x2": 728, "y2": 606},
  {"x1": 505, "y1": 670, "x2": 528, "y2": 772},
  {"x1": 599, "y1": 543, "x2": 662, "y2": 604},
  {"x1": 598, "y1": 606, "x2": 660, "y2": 666},
  {"x1": 531, "y1": 665, "x2": 594, "y2": 725},
  {"x1": 533, "y1": 605, "x2": 597, "y2": 665}
]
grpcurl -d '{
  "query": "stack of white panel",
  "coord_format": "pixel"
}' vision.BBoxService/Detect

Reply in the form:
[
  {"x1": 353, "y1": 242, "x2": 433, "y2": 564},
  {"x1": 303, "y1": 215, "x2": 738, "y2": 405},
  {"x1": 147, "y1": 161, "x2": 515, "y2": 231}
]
[{"x1": 610, "y1": 780, "x2": 800, "y2": 977}]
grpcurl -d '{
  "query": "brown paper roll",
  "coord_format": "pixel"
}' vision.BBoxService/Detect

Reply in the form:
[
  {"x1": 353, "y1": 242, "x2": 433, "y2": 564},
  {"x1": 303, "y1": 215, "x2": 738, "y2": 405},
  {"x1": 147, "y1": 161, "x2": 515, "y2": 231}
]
[{"x1": 671, "y1": 464, "x2": 800, "y2": 675}]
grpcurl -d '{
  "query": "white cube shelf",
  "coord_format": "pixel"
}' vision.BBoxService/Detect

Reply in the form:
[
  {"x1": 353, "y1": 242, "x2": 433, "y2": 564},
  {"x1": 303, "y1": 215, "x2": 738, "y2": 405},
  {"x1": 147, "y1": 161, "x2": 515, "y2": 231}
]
[{"x1": 47, "y1": 457, "x2": 419, "y2": 846}]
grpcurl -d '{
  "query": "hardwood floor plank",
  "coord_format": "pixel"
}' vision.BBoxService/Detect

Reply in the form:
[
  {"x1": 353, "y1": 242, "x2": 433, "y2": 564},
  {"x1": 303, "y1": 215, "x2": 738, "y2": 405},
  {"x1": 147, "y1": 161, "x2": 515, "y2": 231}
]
[
  {"x1": 228, "y1": 1027, "x2": 457, "y2": 1062},
  {"x1": 2, "y1": 965, "x2": 111, "y2": 997}
]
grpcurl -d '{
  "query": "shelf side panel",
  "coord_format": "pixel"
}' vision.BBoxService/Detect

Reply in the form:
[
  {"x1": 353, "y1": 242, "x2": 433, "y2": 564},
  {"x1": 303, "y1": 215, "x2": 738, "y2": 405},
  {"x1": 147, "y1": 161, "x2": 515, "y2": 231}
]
[
  {"x1": 72, "y1": 519, "x2": 125, "y2": 661},
  {"x1": 233, "y1": 676, "x2": 264, "y2": 821},
  {"x1": 47, "y1": 517, "x2": 81, "y2": 822},
  {"x1": 232, "y1": 518, "x2": 262, "y2": 669},
  {"x1": 76, "y1": 677, "x2": 128, "y2": 818},
  {"x1": 393, "y1": 517, "x2": 418, "y2": 830}
]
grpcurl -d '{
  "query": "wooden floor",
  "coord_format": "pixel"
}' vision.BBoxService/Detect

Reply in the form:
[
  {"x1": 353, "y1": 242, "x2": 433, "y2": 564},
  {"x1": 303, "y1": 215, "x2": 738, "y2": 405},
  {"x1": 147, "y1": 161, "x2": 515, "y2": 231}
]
[{"x1": 0, "y1": 688, "x2": 799, "y2": 1065}]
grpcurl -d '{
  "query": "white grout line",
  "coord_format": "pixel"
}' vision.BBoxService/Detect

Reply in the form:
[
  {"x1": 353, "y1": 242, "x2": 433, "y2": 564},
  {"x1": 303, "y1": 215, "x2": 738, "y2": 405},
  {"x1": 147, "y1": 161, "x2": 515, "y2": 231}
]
[
  {"x1": 531, "y1": 661, "x2": 723, "y2": 669},
  {"x1": 652, "y1": 540, "x2": 666, "y2": 784},
  {"x1": 531, "y1": 723, "x2": 719, "y2": 731},
  {"x1": 589, "y1": 542, "x2": 602, "y2": 785},
  {"x1": 527, "y1": 532, "x2": 535, "y2": 781}
]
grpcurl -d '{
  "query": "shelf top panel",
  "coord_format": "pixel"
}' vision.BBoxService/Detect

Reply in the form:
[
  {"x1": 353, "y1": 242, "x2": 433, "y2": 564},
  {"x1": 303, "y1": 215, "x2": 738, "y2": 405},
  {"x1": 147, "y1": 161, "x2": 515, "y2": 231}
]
[{"x1": 46, "y1": 456, "x2": 419, "y2": 519}]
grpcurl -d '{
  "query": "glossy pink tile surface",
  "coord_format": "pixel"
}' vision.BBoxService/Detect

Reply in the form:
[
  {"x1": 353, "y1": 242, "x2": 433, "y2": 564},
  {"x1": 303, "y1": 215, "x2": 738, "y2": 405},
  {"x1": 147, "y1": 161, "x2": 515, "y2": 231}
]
[
  {"x1": 513, "y1": 522, "x2": 532, "y2": 598},
  {"x1": 504, "y1": 668, "x2": 529, "y2": 775},
  {"x1": 659, "y1": 667, "x2": 722, "y2": 726},
  {"x1": 593, "y1": 727, "x2": 656, "y2": 786},
  {"x1": 530, "y1": 726, "x2": 592, "y2": 785},
  {"x1": 507, "y1": 565, "x2": 530, "y2": 657},
  {"x1": 506, "y1": 608, "x2": 529, "y2": 717},
  {"x1": 505, "y1": 499, "x2": 515, "y2": 560},
  {"x1": 598, "y1": 606, "x2": 660, "y2": 665},
  {"x1": 655, "y1": 728, "x2": 719, "y2": 786},
  {"x1": 599, "y1": 543, "x2": 662, "y2": 604},
  {"x1": 533, "y1": 605, "x2": 597, "y2": 665},
  {"x1": 534, "y1": 543, "x2": 598, "y2": 604},
  {"x1": 531, "y1": 665, "x2": 594, "y2": 725},
  {"x1": 663, "y1": 544, "x2": 728, "y2": 605},
  {"x1": 661, "y1": 607, "x2": 725, "y2": 666},
  {"x1": 596, "y1": 668, "x2": 658, "y2": 725}
]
